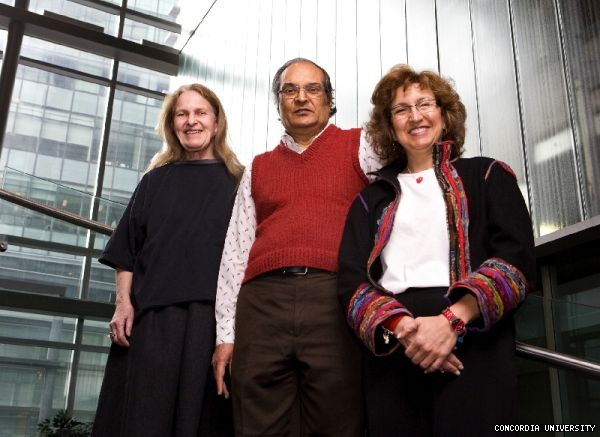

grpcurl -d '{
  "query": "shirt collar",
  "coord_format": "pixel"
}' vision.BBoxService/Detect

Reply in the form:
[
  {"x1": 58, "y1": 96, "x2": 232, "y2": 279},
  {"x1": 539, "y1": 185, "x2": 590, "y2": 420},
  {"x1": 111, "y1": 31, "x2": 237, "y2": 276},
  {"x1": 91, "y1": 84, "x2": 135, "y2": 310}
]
[{"x1": 281, "y1": 122, "x2": 332, "y2": 153}]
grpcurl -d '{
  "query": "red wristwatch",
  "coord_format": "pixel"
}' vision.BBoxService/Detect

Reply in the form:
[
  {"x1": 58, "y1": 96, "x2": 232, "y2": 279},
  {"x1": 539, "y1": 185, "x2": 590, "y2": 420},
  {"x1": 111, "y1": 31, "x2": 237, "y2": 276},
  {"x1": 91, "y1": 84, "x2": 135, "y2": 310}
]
[{"x1": 442, "y1": 307, "x2": 467, "y2": 342}]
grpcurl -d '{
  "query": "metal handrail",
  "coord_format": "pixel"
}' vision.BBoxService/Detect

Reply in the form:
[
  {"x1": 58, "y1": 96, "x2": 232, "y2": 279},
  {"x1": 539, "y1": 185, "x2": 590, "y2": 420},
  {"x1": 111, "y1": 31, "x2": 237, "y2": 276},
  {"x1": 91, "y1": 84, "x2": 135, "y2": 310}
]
[
  {"x1": 2, "y1": 188, "x2": 600, "y2": 378},
  {"x1": 516, "y1": 341, "x2": 600, "y2": 378},
  {"x1": 0, "y1": 187, "x2": 113, "y2": 236}
]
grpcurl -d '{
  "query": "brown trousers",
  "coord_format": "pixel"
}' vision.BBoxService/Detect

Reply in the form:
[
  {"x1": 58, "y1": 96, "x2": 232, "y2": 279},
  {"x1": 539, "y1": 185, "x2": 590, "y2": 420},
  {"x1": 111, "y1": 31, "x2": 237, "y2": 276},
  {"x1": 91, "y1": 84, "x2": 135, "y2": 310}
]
[{"x1": 231, "y1": 272, "x2": 364, "y2": 437}]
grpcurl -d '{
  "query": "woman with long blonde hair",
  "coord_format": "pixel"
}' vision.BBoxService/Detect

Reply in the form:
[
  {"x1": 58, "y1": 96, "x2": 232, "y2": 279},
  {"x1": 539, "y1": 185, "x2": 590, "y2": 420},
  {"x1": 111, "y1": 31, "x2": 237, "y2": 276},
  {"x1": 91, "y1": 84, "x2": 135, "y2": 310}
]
[{"x1": 93, "y1": 83, "x2": 240, "y2": 437}]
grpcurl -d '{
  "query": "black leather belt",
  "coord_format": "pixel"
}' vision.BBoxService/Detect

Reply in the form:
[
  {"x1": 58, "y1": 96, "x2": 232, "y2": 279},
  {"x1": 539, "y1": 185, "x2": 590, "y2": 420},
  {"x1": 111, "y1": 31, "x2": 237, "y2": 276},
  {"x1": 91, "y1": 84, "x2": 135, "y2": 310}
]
[{"x1": 263, "y1": 266, "x2": 331, "y2": 276}]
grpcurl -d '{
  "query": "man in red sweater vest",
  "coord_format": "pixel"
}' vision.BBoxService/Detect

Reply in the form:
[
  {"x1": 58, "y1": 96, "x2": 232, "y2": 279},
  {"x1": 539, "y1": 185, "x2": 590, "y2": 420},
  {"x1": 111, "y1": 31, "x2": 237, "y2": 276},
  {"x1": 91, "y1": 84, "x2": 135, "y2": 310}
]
[{"x1": 213, "y1": 58, "x2": 382, "y2": 436}]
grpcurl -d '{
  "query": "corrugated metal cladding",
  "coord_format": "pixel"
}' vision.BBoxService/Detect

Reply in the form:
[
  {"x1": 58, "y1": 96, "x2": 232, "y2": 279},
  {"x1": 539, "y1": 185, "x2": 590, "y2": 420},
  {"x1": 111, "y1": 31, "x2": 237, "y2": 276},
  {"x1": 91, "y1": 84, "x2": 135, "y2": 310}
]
[{"x1": 179, "y1": 0, "x2": 600, "y2": 239}]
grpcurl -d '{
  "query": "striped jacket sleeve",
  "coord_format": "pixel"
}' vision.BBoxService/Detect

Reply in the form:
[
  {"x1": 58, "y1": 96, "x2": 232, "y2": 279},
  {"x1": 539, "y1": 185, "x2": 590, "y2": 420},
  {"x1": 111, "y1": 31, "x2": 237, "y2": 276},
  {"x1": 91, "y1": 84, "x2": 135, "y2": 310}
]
[
  {"x1": 447, "y1": 161, "x2": 535, "y2": 330},
  {"x1": 338, "y1": 192, "x2": 412, "y2": 355}
]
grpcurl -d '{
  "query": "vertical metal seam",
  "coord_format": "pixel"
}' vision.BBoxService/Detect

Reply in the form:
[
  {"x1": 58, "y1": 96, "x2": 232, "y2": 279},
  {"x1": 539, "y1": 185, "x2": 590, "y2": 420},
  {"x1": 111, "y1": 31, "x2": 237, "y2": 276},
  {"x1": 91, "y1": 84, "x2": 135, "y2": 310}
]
[
  {"x1": 434, "y1": 0, "x2": 440, "y2": 73},
  {"x1": 553, "y1": 0, "x2": 588, "y2": 220},
  {"x1": 467, "y1": 0, "x2": 483, "y2": 156},
  {"x1": 507, "y1": 0, "x2": 537, "y2": 235},
  {"x1": 265, "y1": 0, "x2": 275, "y2": 151},
  {"x1": 355, "y1": 0, "x2": 358, "y2": 127},
  {"x1": 541, "y1": 264, "x2": 564, "y2": 425},
  {"x1": 378, "y1": 0, "x2": 382, "y2": 77},
  {"x1": 65, "y1": 315, "x2": 86, "y2": 416},
  {"x1": 404, "y1": 0, "x2": 409, "y2": 64}
]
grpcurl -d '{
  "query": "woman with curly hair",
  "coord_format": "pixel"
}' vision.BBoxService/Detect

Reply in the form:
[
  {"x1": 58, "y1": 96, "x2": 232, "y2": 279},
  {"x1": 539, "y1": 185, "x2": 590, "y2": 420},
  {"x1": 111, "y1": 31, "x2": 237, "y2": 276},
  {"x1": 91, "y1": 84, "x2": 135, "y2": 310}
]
[{"x1": 338, "y1": 65, "x2": 535, "y2": 436}]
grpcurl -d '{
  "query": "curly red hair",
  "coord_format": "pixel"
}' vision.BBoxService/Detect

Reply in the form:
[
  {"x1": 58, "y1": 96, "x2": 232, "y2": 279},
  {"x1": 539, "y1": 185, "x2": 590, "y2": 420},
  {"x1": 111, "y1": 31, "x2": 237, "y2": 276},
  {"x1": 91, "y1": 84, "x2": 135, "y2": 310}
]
[{"x1": 365, "y1": 64, "x2": 466, "y2": 164}]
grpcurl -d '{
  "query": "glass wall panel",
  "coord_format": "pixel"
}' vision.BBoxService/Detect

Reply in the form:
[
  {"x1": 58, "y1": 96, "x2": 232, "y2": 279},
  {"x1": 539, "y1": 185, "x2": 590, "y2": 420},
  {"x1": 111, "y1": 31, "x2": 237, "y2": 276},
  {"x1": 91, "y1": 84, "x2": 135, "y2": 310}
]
[
  {"x1": 515, "y1": 287, "x2": 555, "y2": 426},
  {"x1": 72, "y1": 351, "x2": 108, "y2": 421},
  {"x1": 470, "y1": 1, "x2": 530, "y2": 209},
  {"x1": 0, "y1": 310, "x2": 77, "y2": 343},
  {"x1": 558, "y1": 0, "x2": 600, "y2": 218},
  {"x1": 0, "y1": 314, "x2": 103, "y2": 435},
  {"x1": 0, "y1": 239, "x2": 85, "y2": 299},
  {"x1": 0, "y1": 337, "x2": 74, "y2": 436},
  {"x1": 127, "y1": 0, "x2": 177, "y2": 21},
  {"x1": 88, "y1": 262, "x2": 116, "y2": 303},
  {"x1": 0, "y1": 199, "x2": 89, "y2": 249},
  {"x1": 512, "y1": 1, "x2": 582, "y2": 236},
  {"x1": 20, "y1": 36, "x2": 112, "y2": 78},
  {"x1": 0, "y1": 28, "x2": 7, "y2": 70},
  {"x1": 3, "y1": 65, "x2": 108, "y2": 194},
  {"x1": 102, "y1": 90, "x2": 163, "y2": 199},
  {"x1": 28, "y1": 0, "x2": 119, "y2": 36},
  {"x1": 117, "y1": 62, "x2": 170, "y2": 93},
  {"x1": 81, "y1": 320, "x2": 111, "y2": 347},
  {"x1": 437, "y1": 0, "x2": 480, "y2": 157},
  {"x1": 551, "y1": 243, "x2": 600, "y2": 425},
  {"x1": 122, "y1": 18, "x2": 172, "y2": 46}
]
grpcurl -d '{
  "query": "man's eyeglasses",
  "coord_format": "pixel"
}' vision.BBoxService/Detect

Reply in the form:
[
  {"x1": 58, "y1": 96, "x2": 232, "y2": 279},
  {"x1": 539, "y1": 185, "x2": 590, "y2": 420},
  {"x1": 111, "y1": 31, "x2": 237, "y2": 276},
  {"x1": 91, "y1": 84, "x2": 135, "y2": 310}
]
[
  {"x1": 391, "y1": 98, "x2": 438, "y2": 119},
  {"x1": 278, "y1": 84, "x2": 324, "y2": 99}
]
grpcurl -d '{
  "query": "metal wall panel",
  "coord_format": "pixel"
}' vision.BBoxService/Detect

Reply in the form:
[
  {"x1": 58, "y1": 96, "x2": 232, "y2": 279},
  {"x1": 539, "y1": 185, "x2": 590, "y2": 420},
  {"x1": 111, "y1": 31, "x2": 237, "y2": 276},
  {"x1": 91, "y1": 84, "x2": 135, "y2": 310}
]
[
  {"x1": 266, "y1": 0, "x2": 287, "y2": 149},
  {"x1": 356, "y1": 0, "x2": 382, "y2": 126},
  {"x1": 436, "y1": 0, "x2": 480, "y2": 158},
  {"x1": 335, "y1": 0, "x2": 358, "y2": 128},
  {"x1": 406, "y1": 0, "x2": 438, "y2": 71},
  {"x1": 252, "y1": 0, "x2": 274, "y2": 155},
  {"x1": 511, "y1": 0, "x2": 583, "y2": 234},
  {"x1": 470, "y1": 1, "x2": 528, "y2": 198},
  {"x1": 380, "y1": 0, "x2": 407, "y2": 73},
  {"x1": 176, "y1": 0, "x2": 600, "y2": 238},
  {"x1": 300, "y1": 0, "x2": 318, "y2": 61}
]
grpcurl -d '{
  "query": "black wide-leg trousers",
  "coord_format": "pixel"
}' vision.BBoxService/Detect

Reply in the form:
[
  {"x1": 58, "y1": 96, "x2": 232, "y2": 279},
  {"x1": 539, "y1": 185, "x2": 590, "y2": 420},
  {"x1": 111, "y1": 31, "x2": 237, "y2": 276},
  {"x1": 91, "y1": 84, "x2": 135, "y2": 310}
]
[{"x1": 365, "y1": 287, "x2": 518, "y2": 437}]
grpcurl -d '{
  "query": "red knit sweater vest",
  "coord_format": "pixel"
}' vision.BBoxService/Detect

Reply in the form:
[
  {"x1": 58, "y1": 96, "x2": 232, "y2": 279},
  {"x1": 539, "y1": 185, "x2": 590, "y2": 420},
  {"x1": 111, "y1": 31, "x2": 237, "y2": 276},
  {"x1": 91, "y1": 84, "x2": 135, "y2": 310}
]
[{"x1": 243, "y1": 125, "x2": 368, "y2": 283}]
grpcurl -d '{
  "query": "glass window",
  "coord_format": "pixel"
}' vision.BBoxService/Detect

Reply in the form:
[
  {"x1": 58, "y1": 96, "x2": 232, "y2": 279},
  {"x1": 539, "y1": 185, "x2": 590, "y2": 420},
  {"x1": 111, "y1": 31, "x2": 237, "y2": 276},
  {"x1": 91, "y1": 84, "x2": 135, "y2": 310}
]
[
  {"x1": 127, "y1": 0, "x2": 177, "y2": 20},
  {"x1": 87, "y1": 261, "x2": 117, "y2": 303},
  {"x1": 0, "y1": 310, "x2": 77, "y2": 343},
  {"x1": 46, "y1": 86, "x2": 73, "y2": 111},
  {"x1": 550, "y1": 242, "x2": 600, "y2": 425},
  {"x1": 0, "y1": 342, "x2": 74, "y2": 435},
  {"x1": 41, "y1": 119, "x2": 68, "y2": 144},
  {"x1": 3, "y1": 64, "x2": 108, "y2": 194},
  {"x1": 118, "y1": 62, "x2": 171, "y2": 93},
  {"x1": 122, "y1": 18, "x2": 173, "y2": 47},
  {"x1": 0, "y1": 28, "x2": 6, "y2": 66},
  {"x1": 20, "y1": 36, "x2": 112, "y2": 78},
  {"x1": 19, "y1": 80, "x2": 46, "y2": 106},
  {"x1": 72, "y1": 90, "x2": 101, "y2": 116},
  {"x1": 0, "y1": 241, "x2": 87, "y2": 297},
  {"x1": 81, "y1": 320, "x2": 112, "y2": 347},
  {"x1": 73, "y1": 351, "x2": 108, "y2": 420},
  {"x1": 102, "y1": 90, "x2": 164, "y2": 199},
  {"x1": 28, "y1": 0, "x2": 119, "y2": 37}
]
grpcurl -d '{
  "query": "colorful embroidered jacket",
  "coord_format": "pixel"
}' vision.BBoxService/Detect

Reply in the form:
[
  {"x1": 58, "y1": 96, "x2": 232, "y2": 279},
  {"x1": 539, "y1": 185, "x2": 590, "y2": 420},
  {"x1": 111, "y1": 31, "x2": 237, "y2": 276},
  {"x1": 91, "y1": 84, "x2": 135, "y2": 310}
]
[{"x1": 337, "y1": 142, "x2": 536, "y2": 356}]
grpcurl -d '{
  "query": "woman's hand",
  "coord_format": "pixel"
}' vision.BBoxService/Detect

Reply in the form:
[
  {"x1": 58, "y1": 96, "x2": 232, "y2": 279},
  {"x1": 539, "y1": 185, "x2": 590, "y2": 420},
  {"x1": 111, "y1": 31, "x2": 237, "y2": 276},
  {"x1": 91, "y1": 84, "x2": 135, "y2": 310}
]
[
  {"x1": 109, "y1": 269, "x2": 134, "y2": 347},
  {"x1": 109, "y1": 298, "x2": 134, "y2": 347},
  {"x1": 401, "y1": 314, "x2": 461, "y2": 374},
  {"x1": 212, "y1": 343, "x2": 234, "y2": 398}
]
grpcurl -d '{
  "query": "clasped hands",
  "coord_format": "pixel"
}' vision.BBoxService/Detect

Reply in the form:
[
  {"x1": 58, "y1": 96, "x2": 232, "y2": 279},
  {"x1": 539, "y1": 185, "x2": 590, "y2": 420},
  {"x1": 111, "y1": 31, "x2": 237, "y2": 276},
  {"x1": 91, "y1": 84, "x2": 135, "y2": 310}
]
[{"x1": 394, "y1": 314, "x2": 464, "y2": 376}]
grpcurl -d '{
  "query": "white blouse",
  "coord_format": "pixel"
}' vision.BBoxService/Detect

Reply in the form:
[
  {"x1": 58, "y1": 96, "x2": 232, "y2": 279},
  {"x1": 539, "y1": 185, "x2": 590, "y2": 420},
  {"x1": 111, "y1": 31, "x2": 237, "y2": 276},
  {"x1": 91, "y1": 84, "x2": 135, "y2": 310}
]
[{"x1": 379, "y1": 168, "x2": 450, "y2": 294}]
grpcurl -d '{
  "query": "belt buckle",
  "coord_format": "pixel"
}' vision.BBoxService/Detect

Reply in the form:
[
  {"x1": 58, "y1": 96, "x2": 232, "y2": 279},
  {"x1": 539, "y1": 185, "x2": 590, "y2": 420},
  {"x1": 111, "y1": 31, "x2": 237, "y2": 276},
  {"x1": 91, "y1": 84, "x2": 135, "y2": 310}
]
[{"x1": 283, "y1": 266, "x2": 308, "y2": 276}]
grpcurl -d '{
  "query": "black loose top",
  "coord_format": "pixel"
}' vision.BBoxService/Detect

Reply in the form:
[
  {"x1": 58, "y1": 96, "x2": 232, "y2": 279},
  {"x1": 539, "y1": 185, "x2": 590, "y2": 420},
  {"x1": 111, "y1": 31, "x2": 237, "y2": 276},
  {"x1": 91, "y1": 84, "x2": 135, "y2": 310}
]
[{"x1": 99, "y1": 160, "x2": 236, "y2": 317}]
